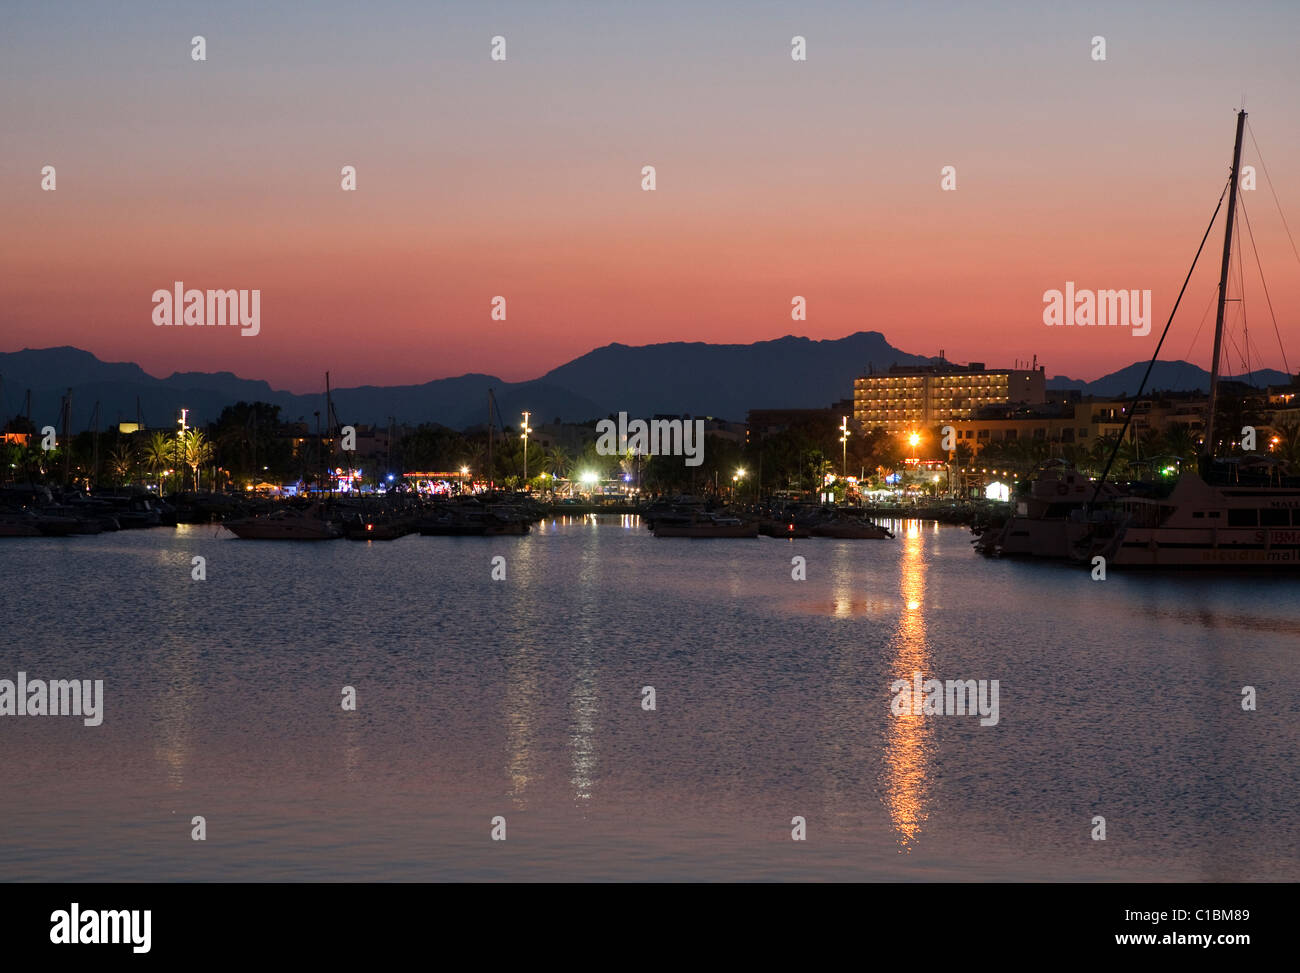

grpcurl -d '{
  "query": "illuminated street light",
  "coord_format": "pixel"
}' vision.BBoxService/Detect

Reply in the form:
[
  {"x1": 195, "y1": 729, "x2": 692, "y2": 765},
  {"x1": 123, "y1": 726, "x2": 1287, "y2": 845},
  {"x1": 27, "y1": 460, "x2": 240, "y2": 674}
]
[
  {"x1": 521, "y1": 411, "x2": 532, "y2": 487},
  {"x1": 167, "y1": 408, "x2": 190, "y2": 495}
]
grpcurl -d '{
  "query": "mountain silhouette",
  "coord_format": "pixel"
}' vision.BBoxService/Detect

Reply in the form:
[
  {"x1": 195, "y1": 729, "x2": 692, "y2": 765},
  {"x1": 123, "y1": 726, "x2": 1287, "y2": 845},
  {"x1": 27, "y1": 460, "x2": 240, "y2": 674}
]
[{"x1": 0, "y1": 339, "x2": 1289, "y2": 433}]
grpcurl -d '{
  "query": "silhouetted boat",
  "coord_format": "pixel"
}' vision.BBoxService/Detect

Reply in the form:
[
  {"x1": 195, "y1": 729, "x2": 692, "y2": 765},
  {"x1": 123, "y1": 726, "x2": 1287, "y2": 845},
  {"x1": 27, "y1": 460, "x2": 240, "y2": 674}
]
[
  {"x1": 653, "y1": 513, "x2": 759, "y2": 537},
  {"x1": 973, "y1": 462, "x2": 1123, "y2": 558},
  {"x1": 0, "y1": 511, "x2": 42, "y2": 537},
  {"x1": 417, "y1": 504, "x2": 531, "y2": 536},
  {"x1": 759, "y1": 518, "x2": 812, "y2": 538},
  {"x1": 343, "y1": 512, "x2": 415, "y2": 540},
  {"x1": 810, "y1": 519, "x2": 892, "y2": 539},
  {"x1": 224, "y1": 504, "x2": 343, "y2": 540}
]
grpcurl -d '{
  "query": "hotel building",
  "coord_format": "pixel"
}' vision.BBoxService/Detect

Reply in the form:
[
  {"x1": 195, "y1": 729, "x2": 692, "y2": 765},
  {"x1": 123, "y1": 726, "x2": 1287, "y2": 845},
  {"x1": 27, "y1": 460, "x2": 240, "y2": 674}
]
[{"x1": 853, "y1": 362, "x2": 1046, "y2": 434}]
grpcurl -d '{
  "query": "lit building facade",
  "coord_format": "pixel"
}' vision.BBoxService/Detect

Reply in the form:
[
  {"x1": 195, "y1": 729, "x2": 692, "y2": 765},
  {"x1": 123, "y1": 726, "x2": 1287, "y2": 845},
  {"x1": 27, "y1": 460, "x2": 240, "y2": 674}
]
[{"x1": 853, "y1": 362, "x2": 1046, "y2": 433}]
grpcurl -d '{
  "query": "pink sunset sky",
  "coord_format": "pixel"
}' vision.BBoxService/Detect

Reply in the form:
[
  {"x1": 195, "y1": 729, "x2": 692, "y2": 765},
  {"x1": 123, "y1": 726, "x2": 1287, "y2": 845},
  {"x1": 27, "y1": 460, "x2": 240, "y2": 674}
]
[{"x1": 2, "y1": 0, "x2": 1297, "y2": 392}]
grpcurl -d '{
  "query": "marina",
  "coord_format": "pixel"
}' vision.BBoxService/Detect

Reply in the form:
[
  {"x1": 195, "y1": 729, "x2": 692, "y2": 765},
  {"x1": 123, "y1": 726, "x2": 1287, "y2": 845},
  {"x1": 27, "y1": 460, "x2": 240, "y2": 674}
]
[{"x1": 5, "y1": 0, "x2": 1300, "y2": 943}]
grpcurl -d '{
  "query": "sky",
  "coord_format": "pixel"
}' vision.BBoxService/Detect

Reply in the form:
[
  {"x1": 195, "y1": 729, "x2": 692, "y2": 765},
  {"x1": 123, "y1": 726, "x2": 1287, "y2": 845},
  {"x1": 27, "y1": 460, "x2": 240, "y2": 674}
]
[{"x1": 2, "y1": 0, "x2": 1298, "y2": 393}]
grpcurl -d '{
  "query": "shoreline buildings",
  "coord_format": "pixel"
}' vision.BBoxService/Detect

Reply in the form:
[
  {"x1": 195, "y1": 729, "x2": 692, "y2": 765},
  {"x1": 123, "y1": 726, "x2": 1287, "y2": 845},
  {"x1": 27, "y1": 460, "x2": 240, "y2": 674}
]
[{"x1": 853, "y1": 359, "x2": 1047, "y2": 434}]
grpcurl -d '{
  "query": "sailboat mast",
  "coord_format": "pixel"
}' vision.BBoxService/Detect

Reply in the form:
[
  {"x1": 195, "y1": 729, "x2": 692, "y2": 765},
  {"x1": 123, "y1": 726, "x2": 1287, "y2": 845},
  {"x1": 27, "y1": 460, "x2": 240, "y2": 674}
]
[
  {"x1": 91, "y1": 400, "x2": 100, "y2": 487},
  {"x1": 325, "y1": 371, "x2": 333, "y2": 496},
  {"x1": 1203, "y1": 109, "x2": 1247, "y2": 462},
  {"x1": 62, "y1": 388, "x2": 72, "y2": 484}
]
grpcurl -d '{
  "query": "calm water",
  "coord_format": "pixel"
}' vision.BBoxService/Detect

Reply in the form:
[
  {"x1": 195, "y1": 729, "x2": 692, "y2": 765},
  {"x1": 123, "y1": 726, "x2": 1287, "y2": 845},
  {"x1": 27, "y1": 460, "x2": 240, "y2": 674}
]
[{"x1": 1, "y1": 516, "x2": 1297, "y2": 881}]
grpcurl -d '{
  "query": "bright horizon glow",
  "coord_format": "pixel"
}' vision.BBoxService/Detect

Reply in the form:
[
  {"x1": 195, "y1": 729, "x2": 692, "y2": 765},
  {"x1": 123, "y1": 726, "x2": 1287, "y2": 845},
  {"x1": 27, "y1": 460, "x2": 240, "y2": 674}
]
[{"x1": 3, "y1": 2, "x2": 1297, "y2": 392}]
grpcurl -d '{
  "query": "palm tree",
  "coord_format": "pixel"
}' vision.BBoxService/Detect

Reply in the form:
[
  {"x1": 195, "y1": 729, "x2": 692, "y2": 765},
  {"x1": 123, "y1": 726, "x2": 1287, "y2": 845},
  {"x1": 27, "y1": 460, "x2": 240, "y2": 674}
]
[
  {"x1": 184, "y1": 430, "x2": 214, "y2": 491},
  {"x1": 142, "y1": 431, "x2": 172, "y2": 494},
  {"x1": 805, "y1": 450, "x2": 832, "y2": 493},
  {"x1": 541, "y1": 445, "x2": 570, "y2": 496},
  {"x1": 1161, "y1": 423, "x2": 1199, "y2": 469},
  {"x1": 547, "y1": 445, "x2": 572, "y2": 479},
  {"x1": 1085, "y1": 433, "x2": 1120, "y2": 478},
  {"x1": 1137, "y1": 427, "x2": 1164, "y2": 463},
  {"x1": 108, "y1": 444, "x2": 135, "y2": 485}
]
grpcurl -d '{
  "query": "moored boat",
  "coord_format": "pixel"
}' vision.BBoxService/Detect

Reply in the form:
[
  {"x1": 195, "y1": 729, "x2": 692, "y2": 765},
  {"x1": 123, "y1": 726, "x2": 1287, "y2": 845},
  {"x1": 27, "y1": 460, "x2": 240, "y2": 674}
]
[
  {"x1": 0, "y1": 511, "x2": 42, "y2": 537},
  {"x1": 810, "y1": 519, "x2": 893, "y2": 539},
  {"x1": 973, "y1": 463, "x2": 1124, "y2": 558},
  {"x1": 1074, "y1": 459, "x2": 1300, "y2": 568},
  {"x1": 759, "y1": 518, "x2": 812, "y2": 538},
  {"x1": 653, "y1": 513, "x2": 759, "y2": 537},
  {"x1": 1070, "y1": 111, "x2": 1300, "y2": 570},
  {"x1": 224, "y1": 504, "x2": 343, "y2": 540}
]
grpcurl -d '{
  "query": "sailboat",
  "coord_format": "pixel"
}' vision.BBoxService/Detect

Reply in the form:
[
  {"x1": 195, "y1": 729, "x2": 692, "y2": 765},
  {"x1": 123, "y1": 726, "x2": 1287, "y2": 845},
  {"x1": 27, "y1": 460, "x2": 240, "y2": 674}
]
[{"x1": 1074, "y1": 111, "x2": 1300, "y2": 568}]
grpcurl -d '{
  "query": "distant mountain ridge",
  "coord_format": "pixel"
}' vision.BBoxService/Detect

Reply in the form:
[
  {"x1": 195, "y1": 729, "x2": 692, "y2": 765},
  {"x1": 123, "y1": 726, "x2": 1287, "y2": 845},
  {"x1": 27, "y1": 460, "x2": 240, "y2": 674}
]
[
  {"x1": 1047, "y1": 359, "x2": 1291, "y2": 398},
  {"x1": 0, "y1": 339, "x2": 1290, "y2": 432}
]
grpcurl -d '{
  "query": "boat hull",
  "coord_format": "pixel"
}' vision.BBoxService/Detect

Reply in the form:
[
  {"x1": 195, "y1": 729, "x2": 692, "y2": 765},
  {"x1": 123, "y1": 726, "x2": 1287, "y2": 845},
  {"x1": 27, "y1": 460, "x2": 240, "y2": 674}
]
[
  {"x1": 810, "y1": 523, "x2": 891, "y2": 539},
  {"x1": 653, "y1": 523, "x2": 758, "y2": 538},
  {"x1": 225, "y1": 522, "x2": 342, "y2": 539}
]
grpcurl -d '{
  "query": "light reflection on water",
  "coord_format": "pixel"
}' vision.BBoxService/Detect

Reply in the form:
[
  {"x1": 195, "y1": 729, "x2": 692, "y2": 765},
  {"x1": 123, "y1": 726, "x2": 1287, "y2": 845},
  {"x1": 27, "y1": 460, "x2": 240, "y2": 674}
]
[
  {"x1": 882, "y1": 524, "x2": 932, "y2": 851},
  {"x1": 0, "y1": 516, "x2": 1296, "y2": 881}
]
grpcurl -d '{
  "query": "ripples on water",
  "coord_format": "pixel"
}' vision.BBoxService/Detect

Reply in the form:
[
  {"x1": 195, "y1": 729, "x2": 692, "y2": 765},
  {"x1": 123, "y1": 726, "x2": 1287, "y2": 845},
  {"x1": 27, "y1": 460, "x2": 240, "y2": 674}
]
[{"x1": 0, "y1": 516, "x2": 1296, "y2": 880}]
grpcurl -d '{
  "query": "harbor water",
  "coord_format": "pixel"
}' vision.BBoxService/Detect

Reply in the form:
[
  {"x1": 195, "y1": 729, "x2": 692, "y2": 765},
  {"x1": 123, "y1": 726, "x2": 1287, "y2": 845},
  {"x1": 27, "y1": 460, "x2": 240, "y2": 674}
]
[{"x1": 1, "y1": 516, "x2": 1296, "y2": 880}]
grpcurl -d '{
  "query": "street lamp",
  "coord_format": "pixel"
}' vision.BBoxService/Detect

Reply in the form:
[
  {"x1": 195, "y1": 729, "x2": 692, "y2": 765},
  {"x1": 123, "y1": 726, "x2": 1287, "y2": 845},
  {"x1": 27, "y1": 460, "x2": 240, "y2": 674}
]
[
  {"x1": 175, "y1": 408, "x2": 189, "y2": 494},
  {"x1": 908, "y1": 431, "x2": 920, "y2": 460},
  {"x1": 521, "y1": 411, "x2": 532, "y2": 488},
  {"x1": 839, "y1": 417, "x2": 850, "y2": 478}
]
